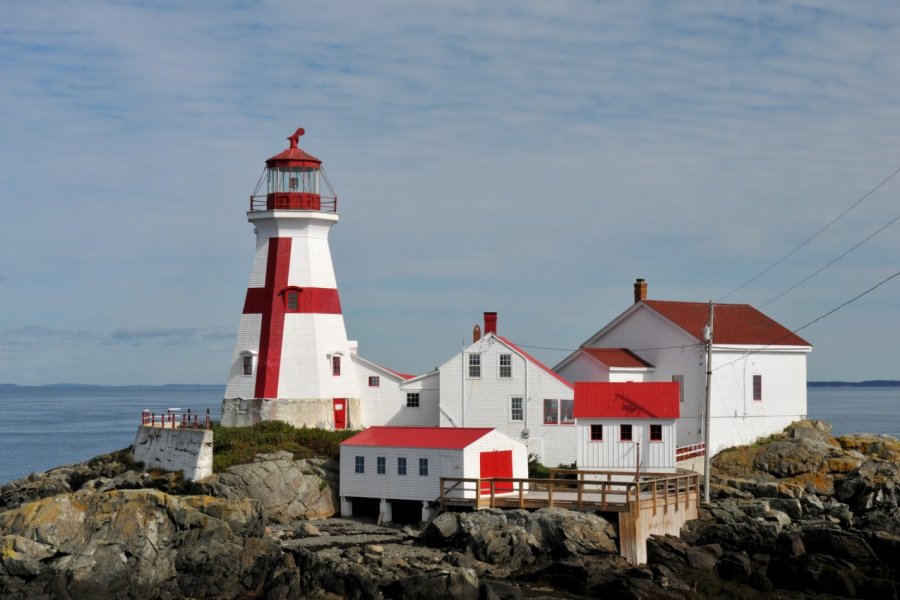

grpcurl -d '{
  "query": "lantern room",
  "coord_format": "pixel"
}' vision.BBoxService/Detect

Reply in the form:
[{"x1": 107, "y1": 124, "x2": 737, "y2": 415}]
[{"x1": 249, "y1": 128, "x2": 338, "y2": 212}]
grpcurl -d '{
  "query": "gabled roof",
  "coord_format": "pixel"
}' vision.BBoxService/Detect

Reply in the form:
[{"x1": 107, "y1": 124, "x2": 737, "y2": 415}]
[
  {"x1": 352, "y1": 354, "x2": 416, "y2": 381},
  {"x1": 341, "y1": 427, "x2": 495, "y2": 449},
  {"x1": 496, "y1": 335, "x2": 574, "y2": 390},
  {"x1": 574, "y1": 382, "x2": 680, "y2": 419},
  {"x1": 643, "y1": 300, "x2": 811, "y2": 347},
  {"x1": 582, "y1": 348, "x2": 654, "y2": 369}
]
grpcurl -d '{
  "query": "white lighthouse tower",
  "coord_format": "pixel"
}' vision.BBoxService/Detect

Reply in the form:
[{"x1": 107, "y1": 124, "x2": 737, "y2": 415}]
[{"x1": 222, "y1": 128, "x2": 360, "y2": 430}]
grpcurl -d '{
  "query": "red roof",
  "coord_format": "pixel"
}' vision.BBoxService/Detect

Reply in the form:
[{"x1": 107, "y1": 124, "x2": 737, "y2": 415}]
[
  {"x1": 643, "y1": 300, "x2": 811, "y2": 347},
  {"x1": 265, "y1": 146, "x2": 322, "y2": 169},
  {"x1": 582, "y1": 348, "x2": 653, "y2": 368},
  {"x1": 341, "y1": 427, "x2": 495, "y2": 449},
  {"x1": 574, "y1": 382, "x2": 680, "y2": 419},
  {"x1": 497, "y1": 335, "x2": 574, "y2": 390}
]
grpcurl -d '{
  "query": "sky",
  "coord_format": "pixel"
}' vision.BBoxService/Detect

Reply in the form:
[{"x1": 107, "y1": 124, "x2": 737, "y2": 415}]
[{"x1": 2, "y1": 1, "x2": 899, "y2": 385}]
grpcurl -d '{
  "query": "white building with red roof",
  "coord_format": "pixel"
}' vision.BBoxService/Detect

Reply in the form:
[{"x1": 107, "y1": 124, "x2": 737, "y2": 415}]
[
  {"x1": 575, "y1": 382, "x2": 680, "y2": 473},
  {"x1": 556, "y1": 279, "x2": 812, "y2": 454},
  {"x1": 437, "y1": 312, "x2": 577, "y2": 468},
  {"x1": 339, "y1": 426, "x2": 527, "y2": 522}
]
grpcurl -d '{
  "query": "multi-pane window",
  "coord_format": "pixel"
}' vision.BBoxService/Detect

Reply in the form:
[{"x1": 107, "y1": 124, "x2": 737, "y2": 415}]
[
  {"x1": 368, "y1": 376, "x2": 380, "y2": 387},
  {"x1": 672, "y1": 375, "x2": 684, "y2": 402},
  {"x1": 406, "y1": 392, "x2": 420, "y2": 408},
  {"x1": 286, "y1": 290, "x2": 299, "y2": 311},
  {"x1": 332, "y1": 355, "x2": 341, "y2": 377},
  {"x1": 620, "y1": 424, "x2": 633, "y2": 441},
  {"x1": 499, "y1": 354, "x2": 512, "y2": 378},
  {"x1": 560, "y1": 399, "x2": 575, "y2": 424},
  {"x1": 590, "y1": 424, "x2": 603, "y2": 441},
  {"x1": 377, "y1": 456, "x2": 386, "y2": 474},
  {"x1": 419, "y1": 458, "x2": 429, "y2": 476},
  {"x1": 510, "y1": 397, "x2": 523, "y2": 421},
  {"x1": 242, "y1": 355, "x2": 253, "y2": 376},
  {"x1": 753, "y1": 375, "x2": 762, "y2": 401},
  {"x1": 543, "y1": 399, "x2": 559, "y2": 424},
  {"x1": 650, "y1": 424, "x2": 663, "y2": 441},
  {"x1": 468, "y1": 353, "x2": 481, "y2": 378},
  {"x1": 397, "y1": 457, "x2": 407, "y2": 476},
  {"x1": 354, "y1": 456, "x2": 364, "y2": 474}
]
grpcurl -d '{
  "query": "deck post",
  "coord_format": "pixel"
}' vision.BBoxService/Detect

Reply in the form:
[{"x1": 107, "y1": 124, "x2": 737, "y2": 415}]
[
  {"x1": 518, "y1": 481, "x2": 524, "y2": 508},
  {"x1": 548, "y1": 479, "x2": 554, "y2": 507},
  {"x1": 577, "y1": 480, "x2": 583, "y2": 509},
  {"x1": 490, "y1": 480, "x2": 496, "y2": 508},
  {"x1": 439, "y1": 478, "x2": 445, "y2": 511},
  {"x1": 652, "y1": 481, "x2": 658, "y2": 516}
]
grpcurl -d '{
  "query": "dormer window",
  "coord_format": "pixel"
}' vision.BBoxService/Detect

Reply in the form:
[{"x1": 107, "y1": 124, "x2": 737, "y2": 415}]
[{"x1": 282, "y1": 287, "x2": 302, "y2": 312}]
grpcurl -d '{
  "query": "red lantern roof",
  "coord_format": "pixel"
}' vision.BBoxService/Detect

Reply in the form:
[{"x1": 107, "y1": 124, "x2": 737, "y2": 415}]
[{"x1": 265, "y1": 127, "x2": 322, "y2": 169}]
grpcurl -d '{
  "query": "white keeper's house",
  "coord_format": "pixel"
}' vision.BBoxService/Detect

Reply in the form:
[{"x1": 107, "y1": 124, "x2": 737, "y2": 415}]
[
  {"x1": 437, "y1": 312, "x2": 577, "y2": 468},
  {"x1": 556, "y1": 279, "x2": 812, "y2": 454},
  {"x1": 339, "y1": 426, "x2": 528, "y2": 522},
  {"x1": 574, "y1": 382, "x2": 680, "y2": 474}
]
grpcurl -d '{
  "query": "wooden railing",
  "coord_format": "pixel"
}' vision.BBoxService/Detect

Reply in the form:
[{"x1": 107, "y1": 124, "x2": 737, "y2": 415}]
[
  {"x1": 141, "y1": 409, "x2": 211, "y2": 430},
  {"x1": 675, "y1": 443, "x2": 706, "y2": 461},
  {"x1": 439, "y1": 471, "x2": 699, "y2": 514}
]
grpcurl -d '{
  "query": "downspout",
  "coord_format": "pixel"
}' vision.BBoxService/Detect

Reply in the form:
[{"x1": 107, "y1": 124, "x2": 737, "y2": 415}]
[{"x1": 501, "y1": 341, "x2": 530, "y2": 441}]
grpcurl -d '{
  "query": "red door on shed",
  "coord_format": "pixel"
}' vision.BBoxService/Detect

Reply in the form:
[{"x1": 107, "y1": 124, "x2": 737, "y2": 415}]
[
  {"x1": 479, "y1": 450, "x2": 513, "y2": 494},
  {"x1": 332, "y1": 398, "x2": 346, "y2": 430}
]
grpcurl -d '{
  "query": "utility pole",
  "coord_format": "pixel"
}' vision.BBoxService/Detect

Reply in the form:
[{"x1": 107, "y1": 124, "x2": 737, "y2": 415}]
[{"x1": 703, "y1": 300, "x2": 714, "y2": 504}]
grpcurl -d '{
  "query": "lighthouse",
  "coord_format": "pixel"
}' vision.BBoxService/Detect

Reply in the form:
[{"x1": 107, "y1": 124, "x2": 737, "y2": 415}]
[{"x1": 222, "y1": 128, "x2": 360, "y2": 430}]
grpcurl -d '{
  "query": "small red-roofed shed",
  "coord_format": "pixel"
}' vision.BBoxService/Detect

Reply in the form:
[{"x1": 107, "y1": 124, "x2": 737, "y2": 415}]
[
  {"x1": 339, "y1": 427, "x2": 527, "y2": 522},
  {"x1": 574, "y1": 382, "x2": 680, "y2": 473}
]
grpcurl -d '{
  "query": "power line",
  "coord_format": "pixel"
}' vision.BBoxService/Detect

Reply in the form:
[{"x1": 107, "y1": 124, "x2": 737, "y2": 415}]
[
  {"x1": 760, "y1": 213, "x2": 900, "y2": 308},
  {"x1": 714, "y1": 270, "x2": 900, "y2": 372},
  {"x1": 718, "y1": 165, "x2": 900, "y2": 302},
  {"x1": 516, "y1": 342, "x2": 704, "y2": 353}
]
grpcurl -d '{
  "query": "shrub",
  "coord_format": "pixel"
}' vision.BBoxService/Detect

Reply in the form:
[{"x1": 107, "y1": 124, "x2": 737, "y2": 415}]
[{"x1": 212, "y1": 421, "x2": 357, "y2": 471}]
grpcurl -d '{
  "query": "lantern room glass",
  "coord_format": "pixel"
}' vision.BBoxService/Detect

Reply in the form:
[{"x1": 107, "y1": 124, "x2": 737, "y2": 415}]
[{"x1": 267, "y1": 167, "x2": 320, "y2": 195}]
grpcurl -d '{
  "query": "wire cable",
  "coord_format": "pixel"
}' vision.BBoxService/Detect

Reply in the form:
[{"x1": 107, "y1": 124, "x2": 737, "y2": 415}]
[{"x1": 717, "y1": 165, "x2": 900, "y2": 302}]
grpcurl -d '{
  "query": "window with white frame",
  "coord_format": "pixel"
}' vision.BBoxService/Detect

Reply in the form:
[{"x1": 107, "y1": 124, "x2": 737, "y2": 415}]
[
  {"x1": 499, "y1": 354, "x2": 512, "y2": 378},
  {"x1": 354, "y1": 456, "x2": 364, "y2": 473},
  {"x1": 620, "y1": 424, "x2": 633, "y2": 441},
  {"x1": 419, "y1": 458, "x2": 429, "y2": 476},
  {"x1": 560, "y1": 399, "x2": 575, "y2": 424},
  {"x1": 397, "y1": 457, "x2": 407, "y2": 476},
  {"x1": 650, "y1": 424, "x2": 663, "y2": 441},
  {"x1": 543, "y1": 399, "x2": 559, "y2": 424},
  {"x1": 468, "y1": 353, "x2": 481, "y2": 378},
  {"x1": 672, "y1": 375, "x2": 684, "y2": 402},
  {"x1": 590, "y1": 424, "x2": 603, "y2": 441},
  {"x1": 376, "y1": 456, "x2": 386, "y2": 474},
  {"x1": 406, "y1": 392, "x2": 420, "y2": 408},
  {"x1": 510, "y1": 397, "x2": 523, "y2": 421}
]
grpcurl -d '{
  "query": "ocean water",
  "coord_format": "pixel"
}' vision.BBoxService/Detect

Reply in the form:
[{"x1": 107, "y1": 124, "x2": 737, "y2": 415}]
[
  {"x1": 0, "y1": 385, "x2": 897, "y2": 485},
  {"x1": 0, "y1": 385, "x2": 223, "y2": 485}
]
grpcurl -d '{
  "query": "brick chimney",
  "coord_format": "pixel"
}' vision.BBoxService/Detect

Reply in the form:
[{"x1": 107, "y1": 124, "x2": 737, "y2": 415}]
[
  {"x1": 472, "y1": 324, "x2": 481, "y2": 343},
  {"x1": 484, "y1": 312, "x2": 498, "y2": 335},
  {"x1": 634, "y1": 278, "x2": 648, "y2": 303}
]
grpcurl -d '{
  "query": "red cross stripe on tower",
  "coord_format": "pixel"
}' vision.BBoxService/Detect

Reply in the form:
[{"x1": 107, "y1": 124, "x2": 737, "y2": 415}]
[{"x1": 242, "y1": 237, "x2": 342, "y2": 398}]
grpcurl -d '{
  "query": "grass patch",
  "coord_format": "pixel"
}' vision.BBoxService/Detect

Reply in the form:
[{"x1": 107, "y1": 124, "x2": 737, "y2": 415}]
[{"x1": 212, "y1": 421, "x2": 357, "y2": 471}]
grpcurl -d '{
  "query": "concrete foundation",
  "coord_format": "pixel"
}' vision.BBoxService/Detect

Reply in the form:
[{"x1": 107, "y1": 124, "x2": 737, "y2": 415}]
[
  {"x1": 132, "y1": 425, "x2": 213, "y2": 481},
  {"x1": 221, "y1": 397, "x2": 362, "y2": 430},
  {"x1": 379, "y1": 499, "x2": 393, "y2": 523},
  {"x1": 340, "y1": 496, "x2": 353, "y2": 517}
]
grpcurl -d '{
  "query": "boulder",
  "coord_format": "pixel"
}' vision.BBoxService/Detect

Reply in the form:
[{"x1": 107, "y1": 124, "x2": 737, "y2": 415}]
[{"x1": 205, "y1": 452, "x2": 338, "y2": 522}]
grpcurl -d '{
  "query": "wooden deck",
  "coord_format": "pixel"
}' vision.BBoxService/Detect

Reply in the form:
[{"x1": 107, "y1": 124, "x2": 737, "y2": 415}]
[{"x1": 439, "y1": 470, "x2": 700, "y2": 564}]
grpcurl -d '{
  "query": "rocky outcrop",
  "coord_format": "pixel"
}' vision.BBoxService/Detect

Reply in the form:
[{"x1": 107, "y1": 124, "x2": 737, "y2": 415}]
[
  {"x1": 0, "y1": 489, "x2": 285, "y2": 599},
  {"x1": 199, "y1": 451, "x2": 339, "y2": 523}
]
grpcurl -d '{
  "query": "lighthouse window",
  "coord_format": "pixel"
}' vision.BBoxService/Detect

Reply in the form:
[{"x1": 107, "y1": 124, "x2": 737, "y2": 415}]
[
  {"x1": 332, "y1": 356, "x2": 341, "y2": 377},
  {"x1": 287, "y1": 290, "x2": 299, "y2": 310},
  {"x1": 241, "y1": 355, "x2": 253, "y2": 376}
]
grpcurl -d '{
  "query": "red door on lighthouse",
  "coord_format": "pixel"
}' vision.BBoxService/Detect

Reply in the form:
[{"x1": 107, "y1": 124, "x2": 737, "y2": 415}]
[
  {"x1": 479, "y1": 450, "x2": 513, "y2": 494},
  {"x1": 333, "y1": 398, "x2": 347, "y2": 430}
]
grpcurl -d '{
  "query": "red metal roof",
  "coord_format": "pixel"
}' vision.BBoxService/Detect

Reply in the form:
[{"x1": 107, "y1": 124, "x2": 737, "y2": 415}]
[
  {"x1": 496, "y1": 335, "x2": 574, "y2": 390},
  {"x1": 643, "y1": 300, "x2": 811, "y2": 347},
  {"x1": 265, "y1": 146, "x2": 322, "y2": 169},
  {"x1": 341, "y1": 427, "x2": 495, "y2": 449},
  {"x1": 582, "y1": 348, "x2": 654, "y2": 368},
  {"x1": 574, "y1": 382, "x2": 680, "y2": 419}
]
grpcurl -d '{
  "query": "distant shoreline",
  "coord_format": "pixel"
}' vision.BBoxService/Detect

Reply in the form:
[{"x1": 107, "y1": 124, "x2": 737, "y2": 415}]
[{"x1": 807, "y1": 380, "x2": 900, "y2": 388}]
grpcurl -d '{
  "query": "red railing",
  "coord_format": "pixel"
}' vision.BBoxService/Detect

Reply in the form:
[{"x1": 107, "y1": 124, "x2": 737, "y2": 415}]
[
  {"x1": 675, "y1": 443, "x2": 705, "y2": 462},
  {"x1": 141, "y1": 409, "x2": 211, "y2": 430}
]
